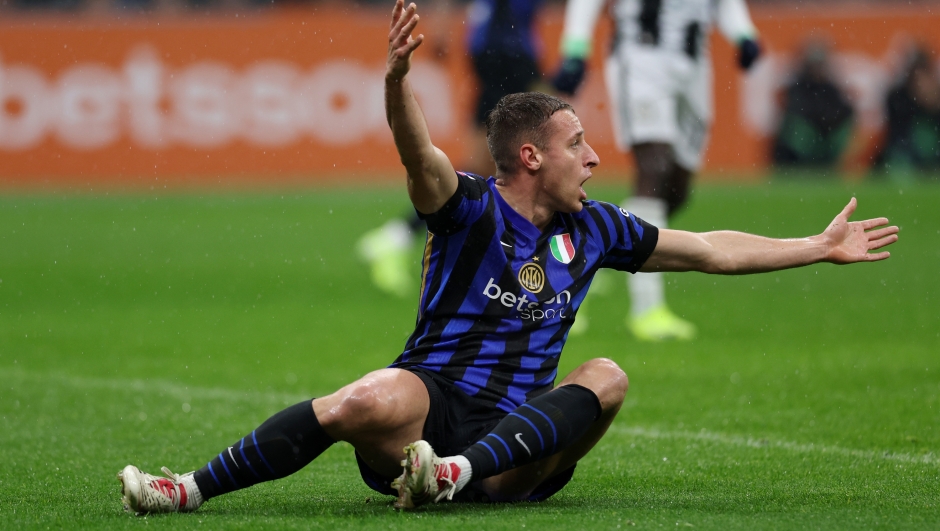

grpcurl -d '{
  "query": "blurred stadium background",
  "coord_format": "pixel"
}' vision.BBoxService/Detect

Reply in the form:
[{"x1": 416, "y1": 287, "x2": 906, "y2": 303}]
[
  {"x1": 1, "y1": 1, "x2": 938, "y2": 529},
  {"x1": 0, "y1": 0, "x2": 939, "y2": 184}
]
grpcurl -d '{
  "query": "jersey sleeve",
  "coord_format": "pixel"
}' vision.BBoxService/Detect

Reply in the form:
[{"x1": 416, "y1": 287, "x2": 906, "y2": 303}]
[
  {"x1": 585, "y1": 201, "x2": 659, "y2": 273},
  {"x1": 417, "y1": 172, "x2": 489, "y2": 236},
  {"x1": 715, "y1": 0, "x2": 758, "y2": 42}
]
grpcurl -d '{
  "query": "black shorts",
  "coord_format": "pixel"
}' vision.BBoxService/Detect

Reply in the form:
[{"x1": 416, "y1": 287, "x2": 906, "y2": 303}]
[
  {"x1": 355, "y1": 367, "x2": 575, "y2": 503},
  {"x1": 472, "y1": 50, "x2": 541, "y2": 126}
]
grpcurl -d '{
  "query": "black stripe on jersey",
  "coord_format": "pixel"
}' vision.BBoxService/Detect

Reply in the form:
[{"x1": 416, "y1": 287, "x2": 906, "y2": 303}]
[
  {"x1": 489, "y1": 315, "x2": 533, "y2": 404},
  {"x1": 604, "y1": 217, "x2": 660, "y2": 273},
  {"x1": 638, "y1": 0, "x2": 662, "y2": 45},
  {"x1": 404, "y1": 196, "x2": 517, "y2": 384},
  {"x1": 597, "y1": 202, "x2": 627, "y2": 247},
  {"x1": 417, "y1": 233, "x2": 434, "y2": 321},
  {"x1": 500, "y1": 216, "x2": 519, "y2": 263},
  {"x1": 420, "y1": 173, "x2": 488, "y2": 236},
  {"x1": 405, "y1": 176, "x2": 491, "y2": 356},
  {"x1": 586, "y1": 204, "x2": 615, "y2": 251},
  {"x1": 542, "y1": 215, "x2": 589, "y2": 284},
  {"x1": 629, "y1": 218, "x2": 659, "y2": 269},
  {"x1": 412, "y1": 176, "x2": 484, "y2": 332},
  {"x1": 564, "y1": 232, "x2": 589, "y2": 281}
]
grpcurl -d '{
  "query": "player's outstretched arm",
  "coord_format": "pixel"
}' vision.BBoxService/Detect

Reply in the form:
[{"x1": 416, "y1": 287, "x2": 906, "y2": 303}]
[
  {"x1": 640, "y1": 198, "x2": 899, "y2": 274},
  {"x1": 385, "y1": 0, "x2": 458, "y2": 214}
]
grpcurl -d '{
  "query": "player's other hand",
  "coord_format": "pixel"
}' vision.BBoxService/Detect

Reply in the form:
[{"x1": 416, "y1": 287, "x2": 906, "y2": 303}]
[
  {"x1": 387, "y1": 0, "x2": 424, "y2": 82},
  {"x1": 738, "y1": 38, "x2": 761, "y2": 70},
  {"x1": 551, "y1": 57, "x2": 587, "y2": 96},
  {"x1": 820, "y1": 197, "x2": 899, "y2": 264}
]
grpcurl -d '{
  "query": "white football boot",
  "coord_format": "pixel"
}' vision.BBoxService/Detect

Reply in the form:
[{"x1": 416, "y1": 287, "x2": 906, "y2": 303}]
[
  {"x1": 117, "y1": 465, "x2": 204, "y2": 514},
  {"x1": 391, "y1": 440, "x2": 461, "y2": 509}
]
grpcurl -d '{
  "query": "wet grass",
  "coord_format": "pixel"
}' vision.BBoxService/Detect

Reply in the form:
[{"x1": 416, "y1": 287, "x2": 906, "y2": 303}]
[{"x1": 1, "y1": 180, "x2": 938, "y2": 529}]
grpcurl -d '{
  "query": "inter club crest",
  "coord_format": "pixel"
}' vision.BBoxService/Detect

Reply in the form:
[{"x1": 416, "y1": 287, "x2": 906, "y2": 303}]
[{"x1": 518, "y1": 262, "x2": 545, "y2": 293}]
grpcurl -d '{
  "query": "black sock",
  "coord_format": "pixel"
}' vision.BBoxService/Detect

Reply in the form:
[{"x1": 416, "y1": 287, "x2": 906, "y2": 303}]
[
  {"x1": 460, "y1": 384, "x2": 602, "y2": 481},
  {"x1": 193, "y1": 400, "x2": 335, "y2": 499}
]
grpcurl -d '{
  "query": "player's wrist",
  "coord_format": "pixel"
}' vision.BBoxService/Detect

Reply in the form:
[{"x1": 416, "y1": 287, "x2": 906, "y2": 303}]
[
  {"x1": 561, "y1": 37, "x2": 592, "y2": 60},
  {"x1": 809, "y1": 234, "x2": 836, "y2": 264},
  {"x1": 385, "y1": 69, "x2": 408, "y2": 84}
]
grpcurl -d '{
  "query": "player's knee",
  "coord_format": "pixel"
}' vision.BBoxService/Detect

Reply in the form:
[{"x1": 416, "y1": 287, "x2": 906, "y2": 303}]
[
  {"x1": 582, "y1": 358, "x2": 628, "y2": 408},
  {"x1": 322, "y1": 381, "x2": 392, "y2": 431}
]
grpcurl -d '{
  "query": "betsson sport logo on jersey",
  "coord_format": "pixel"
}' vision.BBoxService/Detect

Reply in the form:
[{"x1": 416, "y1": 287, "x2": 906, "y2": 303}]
[{"x1": 482, "y1": 277, "x2": 572, "y2": 322}]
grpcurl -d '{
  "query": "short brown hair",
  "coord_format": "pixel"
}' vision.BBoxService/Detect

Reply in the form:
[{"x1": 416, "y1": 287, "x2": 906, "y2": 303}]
[{"x1": 485, "y1": 92, "x2": 574, "y2": 174}]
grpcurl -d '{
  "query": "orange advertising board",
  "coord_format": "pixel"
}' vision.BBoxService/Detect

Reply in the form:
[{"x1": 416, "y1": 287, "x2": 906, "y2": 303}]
[{"x1": 0, "y1": 5, "x2": 937, "y2": 185}]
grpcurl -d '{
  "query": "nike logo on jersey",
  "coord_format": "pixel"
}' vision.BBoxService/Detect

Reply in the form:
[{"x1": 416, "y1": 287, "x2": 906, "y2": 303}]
[
  {"x1": 500, "y1": 241, "x2": 512, "y2": 248},
  {"x1": 515, "y1": 433, "x2": 532, "y2": 456}
]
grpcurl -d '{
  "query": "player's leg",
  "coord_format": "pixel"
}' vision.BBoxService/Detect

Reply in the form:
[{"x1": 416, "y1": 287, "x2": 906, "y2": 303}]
[
  {"x1": 394, "y1": 358, "x2": 628, "y2": 506},
  {"x1": 624, "y1": 141, "x2": 695, "y2": 341},
  {"x1": 618, "y1": 48, "x2": 696, "y2": 340},
  {"x1": 118, "y1": 368, "x2": 428, "y2": 514},
  {"x1": 626, "y1": 57, "x2": 711, "y2": 337},
  {"x1": 473, "y1": 357, "x2": 628, "y2": 501},
  {"x1": 314, "y1": 368, "x2": 429, "y2": 478},
  {"x1": 600, "y1": 45, "x2": 692, "y2": 340}
]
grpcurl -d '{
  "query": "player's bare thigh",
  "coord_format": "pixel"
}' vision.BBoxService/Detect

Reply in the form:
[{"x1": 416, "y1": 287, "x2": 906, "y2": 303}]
[
  {"x1": 479, "y1": 358, "x2": 628, "y2": 501},
  {"x1": 313, "y1": 368, "x2": 429, "y2": 478}
]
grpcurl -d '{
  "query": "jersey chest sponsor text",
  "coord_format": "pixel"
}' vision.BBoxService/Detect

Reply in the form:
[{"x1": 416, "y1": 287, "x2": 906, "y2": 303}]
[{"x1": 482, "y1": 277, "x2": 572, "y2": 322}]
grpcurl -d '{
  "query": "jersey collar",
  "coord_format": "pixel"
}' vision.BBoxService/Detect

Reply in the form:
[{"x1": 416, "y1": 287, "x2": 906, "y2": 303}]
[{"x1": 488, "y1": 177, "x2": 547, "y2": 241}]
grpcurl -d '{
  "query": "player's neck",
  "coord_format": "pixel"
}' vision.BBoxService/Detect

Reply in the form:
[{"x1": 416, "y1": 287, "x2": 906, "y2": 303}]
[{"x1": 495, "y1": 175, "x2": 555, "y2": 232}]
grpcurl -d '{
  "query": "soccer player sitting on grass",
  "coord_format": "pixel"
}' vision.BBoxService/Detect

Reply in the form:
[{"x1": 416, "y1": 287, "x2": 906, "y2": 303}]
[{"x1": 117, "y1": 0, "x2": 898, "y2": 513}]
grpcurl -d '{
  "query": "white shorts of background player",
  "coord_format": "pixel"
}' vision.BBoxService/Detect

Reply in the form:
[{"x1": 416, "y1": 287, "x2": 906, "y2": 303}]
[{"x1": 604, "y1": 42, "x2": 713, "y2": 172}]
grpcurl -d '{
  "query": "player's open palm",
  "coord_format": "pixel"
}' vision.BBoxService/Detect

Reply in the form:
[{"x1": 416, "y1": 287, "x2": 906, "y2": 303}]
[
  {"x1": 822, "y1": 197, "x2": 899, "y2": 264},
  {"x1": 387, "y1": 0, "x2": 423, "y2": 82}
]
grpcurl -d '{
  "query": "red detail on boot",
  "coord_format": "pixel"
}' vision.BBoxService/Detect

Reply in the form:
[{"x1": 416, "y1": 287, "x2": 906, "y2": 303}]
[
  {"x1": 435, "y1": 462, "x2": 461, "y2": 491},
  {"x1": 151, "y1": 479, "x2": 178, "y2": 501},
  {"x1": 178, "y1": 482, "x2": 188, "y2": 508}
]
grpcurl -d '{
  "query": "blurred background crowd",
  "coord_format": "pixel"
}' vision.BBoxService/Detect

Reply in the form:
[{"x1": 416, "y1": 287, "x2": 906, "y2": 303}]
[
  {"x1": 772, "y1": 37, "x2": 940, "y2": 180},
  {"x1": 0, "y1": 0, "x2": 938, "y2": 183},
  {"x1": 2, "y1": 0, "x2": 936, "y2": 11}
]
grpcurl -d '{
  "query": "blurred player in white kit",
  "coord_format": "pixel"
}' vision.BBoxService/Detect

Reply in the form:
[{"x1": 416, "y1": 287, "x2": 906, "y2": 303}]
[{"x1": 552, "y1": 0, "x2": 763, "y2": 341}]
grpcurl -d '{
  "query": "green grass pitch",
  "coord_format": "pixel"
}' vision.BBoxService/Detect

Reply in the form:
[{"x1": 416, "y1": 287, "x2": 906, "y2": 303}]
[{"x1": 1, "y1": 180, "x2": 938, "y2": 529}]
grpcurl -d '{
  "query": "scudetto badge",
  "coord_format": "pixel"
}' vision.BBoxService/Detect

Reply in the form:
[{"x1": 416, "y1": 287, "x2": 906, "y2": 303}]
[{"x1": 518, "y1": 262, "x2": 545, "y2": 293}]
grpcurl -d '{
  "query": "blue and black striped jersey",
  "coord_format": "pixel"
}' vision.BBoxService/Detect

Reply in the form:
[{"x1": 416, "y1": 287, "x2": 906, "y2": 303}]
[{"x1": 390, "y1": 173, "x2": 658, "y2": 413}]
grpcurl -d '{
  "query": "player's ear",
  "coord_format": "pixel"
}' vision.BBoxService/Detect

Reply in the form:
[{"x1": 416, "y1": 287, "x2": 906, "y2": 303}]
[{"x1": 519, "y1": 143, "x2": 541, "y2": 172}]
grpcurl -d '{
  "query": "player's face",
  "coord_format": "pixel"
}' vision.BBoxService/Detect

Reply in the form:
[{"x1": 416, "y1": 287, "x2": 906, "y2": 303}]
[{"x1": 538, "y1": 110, "x2": 599, "y2": 213}]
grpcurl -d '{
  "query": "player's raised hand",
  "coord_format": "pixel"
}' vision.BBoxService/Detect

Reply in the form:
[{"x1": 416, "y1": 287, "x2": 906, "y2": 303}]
[
  {"x1": 387, "y1": 0, "x2": 424, "y2": 82},
  {"x1": 821, "y1": 197, "x2": 899, "y2": 264}
]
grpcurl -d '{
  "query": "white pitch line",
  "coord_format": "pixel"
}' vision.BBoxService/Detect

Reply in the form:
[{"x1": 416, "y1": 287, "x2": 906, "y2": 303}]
[
  {"x1": 4, "y1": 369, "x2": 937, "y2": 468},
  {"x1": 610, "y1": 424, "x2": 940, "y2": 467},
  {"x1": 0, "y1": 368, "x2": 309, "y2": 406}
]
